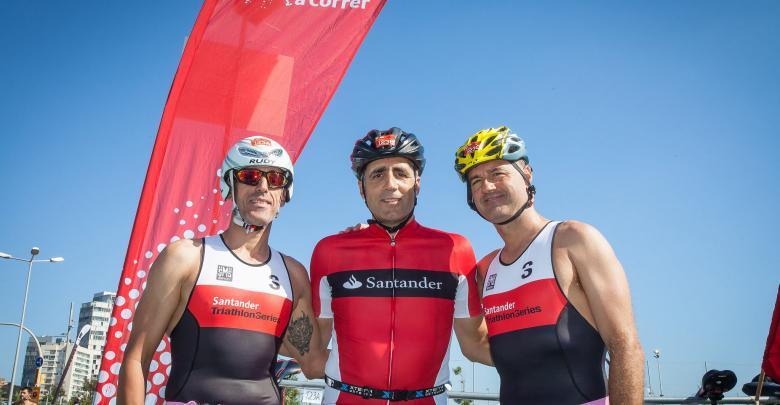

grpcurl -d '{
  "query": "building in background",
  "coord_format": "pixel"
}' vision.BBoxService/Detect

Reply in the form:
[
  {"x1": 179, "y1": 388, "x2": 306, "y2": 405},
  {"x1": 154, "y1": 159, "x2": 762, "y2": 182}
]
[
  {"x1": 77, "y1": 291, "x2": 115, "y2": 379},
  {"x1": 19, "y1": 291, "x2": 115, "y2": 401},
  {"x1": 20, "y1": 336, "x2": 95, "y2": 399}
]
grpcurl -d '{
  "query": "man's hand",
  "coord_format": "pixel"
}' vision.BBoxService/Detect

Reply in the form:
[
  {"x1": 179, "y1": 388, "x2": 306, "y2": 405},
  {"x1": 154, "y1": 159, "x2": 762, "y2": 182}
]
[{"x1": 338, "y1": 223, "x2": 369, "y2": 234}]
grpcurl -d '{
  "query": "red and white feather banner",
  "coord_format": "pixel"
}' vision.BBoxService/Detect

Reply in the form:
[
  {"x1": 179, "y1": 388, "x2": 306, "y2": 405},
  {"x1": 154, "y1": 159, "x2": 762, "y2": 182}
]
[{"x1": 94, "y1": 0, "x2": 385, "y2": 403}]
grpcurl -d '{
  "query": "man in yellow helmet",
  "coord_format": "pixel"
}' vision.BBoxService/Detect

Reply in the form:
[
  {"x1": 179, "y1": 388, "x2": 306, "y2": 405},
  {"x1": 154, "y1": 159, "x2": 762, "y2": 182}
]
[{"x1": 454, "y1": 126, "x2": 644, "y2": 405}]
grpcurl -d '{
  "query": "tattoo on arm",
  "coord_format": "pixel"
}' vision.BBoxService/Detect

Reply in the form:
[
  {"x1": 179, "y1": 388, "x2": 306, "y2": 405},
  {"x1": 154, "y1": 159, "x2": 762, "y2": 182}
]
[{"x1": 287, "y1": 313, "x2": 313, "y2": 356}]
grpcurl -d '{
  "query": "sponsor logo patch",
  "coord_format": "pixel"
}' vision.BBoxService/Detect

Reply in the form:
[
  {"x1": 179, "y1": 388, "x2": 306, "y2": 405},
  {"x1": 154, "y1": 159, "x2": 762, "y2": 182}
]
[
  {"x1": 343, "y1": 275, "x2": 363, "y2": 289},
  {"x1": 486, "y1": 273, "x2": 497, "y2": 291},
  {"x1": 285, "y1": 0, "x2": 372, "y2": 10},
  {"x1": 328, "y1": 269, "x2": 458, "y2": 299},
  {"x1": 374, "y1": 134, "x2": 397, "y2": 149},
  {"x1": 250, "y1": 137, "x2": 272, "y2": 147},
  {"x1": 217, "y1": 265, "x2": 234, "y2": 282},
  {"x1": 464, "y1": 141, "x2": 481, "y2": 155}
]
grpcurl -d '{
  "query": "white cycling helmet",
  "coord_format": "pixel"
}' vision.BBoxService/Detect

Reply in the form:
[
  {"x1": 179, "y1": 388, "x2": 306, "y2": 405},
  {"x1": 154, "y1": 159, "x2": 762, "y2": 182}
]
[{"x1": 219, "y1": 136, "x2": 294, "y2": 232}]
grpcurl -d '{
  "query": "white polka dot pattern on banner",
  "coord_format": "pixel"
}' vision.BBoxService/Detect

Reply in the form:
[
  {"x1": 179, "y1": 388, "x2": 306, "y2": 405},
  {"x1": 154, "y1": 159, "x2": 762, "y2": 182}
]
[
  {"x1": 166, "y1": 366, "x2": 171, "y2": 375},
  {"x1": 213, "y1": 188, "x2": 218, "y2": 193},
  {"x1": 157, "y1": 340, "x2": 166, "y2": 352},
  {"x1": 128, "y1": 322, "x2": 133, "y2": 331},
  {"x1": 183, "y1": 230, "x2": 195, "y2": 239},
  {"x1": 121, "y1": 309, "x2": 132, "y2": 319},
  {"x1": 142, "y1": 281, "x2": 147, "y2": 290},
  {"x1": 179, "y1": 219, "x2": 186, "y2": 225},
  {"x1": 109, "y1": 397, "x2": 116, "y2": 405},
  {"x1": 101, "y1": 383, "x2": 116, "y2": 398},
  {"x1": 149, "y1": 360, "x2": 158, "y2": 372},
  {"x1": 186, "y1": 201, "x2": 193, "y2": 207},
  {"x1": 110, "y1": 362, "x2": 121, "y2": 375},
  {"x1": 174, "y1": 207, "x2": 180, "y2": 213},
  {"x1": 110, "y1": 317, "x2": 117, "y2": 326},
  {"x1": 157, "y1": 243, "x2": 166, "y2": 252},
  {"x1": 124, "y1": 278, "x2": 131, "y2": 285},
  {"x1": 198, "y1": 224, "x2": 206, "y2": 232},
  {"x1": 170, "y1": 235, "x2": 180, "y2": 243},
  {"x1": 116, "y1": 296, "x2": 126, "y2": 306},
  {"x1": 152, "y1": 372, "x2": 165, "y2": 385},
  {"x1": 160, "y1": 352, "x2": 172, "y2": 365},
  {"x1": 146, "y1": 381, "x2": 151, "y2": 393},
  {"x1": 105, "y1": 351, "x2": 115, "y2": 360},
  {"x1": 92, "y1": 393, "x2": 101, "y2": 405},
  {"x1": 159, "y1": 387, "x2": 166, "y2": 398},
  {"x1": 98, "y1": 370, "x2": 109, "y2": 383},
  {"x1": 129, "y1": 289, "x2": 140, "y2": 299},
  {"x1": 114, "y1": 331, "x2": 122, "y2": 339},
  {"x1": 121, "y1": 343, "x2": 127, "y2": 351},
  {"x1": 145, "y1": 251, "x2": 153, "y2": 259},
  {"x1": 145, "y1": 394, "x2": 157, "y2": 405},
  {"x1": 137, "y1": 270, "x2": 147, "y2": 278}
]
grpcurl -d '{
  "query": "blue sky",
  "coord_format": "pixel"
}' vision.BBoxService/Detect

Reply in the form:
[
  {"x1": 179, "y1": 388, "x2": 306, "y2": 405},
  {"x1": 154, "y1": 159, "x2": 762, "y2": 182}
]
[{"x1": 1, "y1": 0, "x2": 779, "y2": 399}]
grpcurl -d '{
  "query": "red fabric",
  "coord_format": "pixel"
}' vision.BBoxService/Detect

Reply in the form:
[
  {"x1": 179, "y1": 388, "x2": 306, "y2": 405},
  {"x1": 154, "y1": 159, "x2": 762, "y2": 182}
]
[
  {"x1": 188, "y1": 284, "x2": 292, "y2": 336},
  {"x1": 764, "y1": 285, "x2": 780, "y2": 381},
  {"x1": 95, "y1": 1, "x2": 385, "y2": 403},
  {"x1": 482, "y1": 279, "x2": 568, "y2": 337},
  {"x1": 310, "y1": 220, "x2": 480, "y2": 404}
]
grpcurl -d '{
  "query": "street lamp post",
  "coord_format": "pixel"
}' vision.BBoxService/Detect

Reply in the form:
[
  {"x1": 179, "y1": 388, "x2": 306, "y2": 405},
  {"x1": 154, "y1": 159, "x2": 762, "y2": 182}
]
[
  {"x1": 653, "y1": 349, "x2": 664, "y2": 397},
  {"x1": 1, "y1": 247, "x2": 64, "y2": 405}
]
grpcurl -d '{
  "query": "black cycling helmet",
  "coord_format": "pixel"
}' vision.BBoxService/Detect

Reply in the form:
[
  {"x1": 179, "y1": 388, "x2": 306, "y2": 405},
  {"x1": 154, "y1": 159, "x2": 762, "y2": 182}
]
[{"x1": 350, "y1": 127, "x2": 426, "y2": 178}]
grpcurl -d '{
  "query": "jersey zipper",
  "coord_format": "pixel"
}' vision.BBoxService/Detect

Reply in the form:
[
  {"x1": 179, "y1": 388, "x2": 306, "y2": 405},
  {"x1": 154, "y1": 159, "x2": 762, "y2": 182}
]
[{"x1": 387, "y1": 232, "x2": 397, "y2": 404}]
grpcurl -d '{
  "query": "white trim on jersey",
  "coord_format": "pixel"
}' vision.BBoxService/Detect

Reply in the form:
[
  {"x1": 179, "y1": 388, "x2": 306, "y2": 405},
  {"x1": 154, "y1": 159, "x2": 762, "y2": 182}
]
[
  {"x1": 483, "y1": 221, "x2": 561, "y2": 297},
  {"x1": 200, "y1": 236, "x2": 293, "y2": 299},
  {"x1": 318, "y1": 276, "x2": 333, "y2": 318},
  {"x1": 453, "y1": 274, "x2": 471, "y2": 318}
]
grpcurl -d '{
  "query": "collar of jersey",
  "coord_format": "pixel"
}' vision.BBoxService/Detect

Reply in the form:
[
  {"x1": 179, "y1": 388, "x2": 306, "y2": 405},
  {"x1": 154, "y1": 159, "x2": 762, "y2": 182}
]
[{"x1": 367, "y1": 217, "x2": 419, "y2": 239}]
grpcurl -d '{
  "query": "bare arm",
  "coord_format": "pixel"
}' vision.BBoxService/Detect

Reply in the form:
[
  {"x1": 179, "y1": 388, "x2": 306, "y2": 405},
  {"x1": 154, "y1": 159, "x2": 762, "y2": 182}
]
[
  {"x1": 279, "y1": 256, "x2": 328, "y2": 379},
  {"x1": 453, "y1": 316, "x2": 493, "y2": 366},
  {"x1": 117, "y1": 240, "x2": 200, "y2": 405},
  {"x1": 564, "y1": 222, "x2": 644, "y2": 405}
]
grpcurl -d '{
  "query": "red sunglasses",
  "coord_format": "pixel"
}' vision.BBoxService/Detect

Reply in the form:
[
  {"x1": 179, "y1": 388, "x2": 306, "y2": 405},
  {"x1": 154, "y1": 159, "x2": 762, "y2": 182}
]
[{"x1": 234, "y1": 168, "x2": 289, "y2": 189}]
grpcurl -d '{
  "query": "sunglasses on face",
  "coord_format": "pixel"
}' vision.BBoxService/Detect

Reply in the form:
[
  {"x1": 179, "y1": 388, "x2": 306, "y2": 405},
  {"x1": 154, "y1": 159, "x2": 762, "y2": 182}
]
[{"x1": 234, "y1": 168, "x2": 289, "y2": 189}]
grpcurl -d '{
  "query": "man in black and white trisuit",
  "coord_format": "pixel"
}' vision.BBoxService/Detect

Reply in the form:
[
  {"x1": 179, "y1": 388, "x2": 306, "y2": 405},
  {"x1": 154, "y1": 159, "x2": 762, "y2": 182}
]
[
  {"x1": 118, "y1": 136, "x2": 327, "y2": 405},
  {"x1": 454, "y1": 126, "x2": 644, "y2": 405}
]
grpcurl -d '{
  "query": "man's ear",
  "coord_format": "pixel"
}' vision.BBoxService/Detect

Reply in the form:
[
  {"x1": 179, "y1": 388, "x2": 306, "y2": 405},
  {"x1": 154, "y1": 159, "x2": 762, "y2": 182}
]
[
  {"x1": 414, "y1": 174, "x2": 421, "y2": 196},
  {"x1": 357, "y1": 178, "x2": 365, "y2": 200}
]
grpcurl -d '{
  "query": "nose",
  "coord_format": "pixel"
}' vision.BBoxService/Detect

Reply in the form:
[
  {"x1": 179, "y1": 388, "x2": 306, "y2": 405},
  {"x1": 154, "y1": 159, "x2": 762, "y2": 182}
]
[
  {"x1": 254, "y1": 175, "x2": 270, "y2": 192},
  {"x1": 382, "y1": 172, "x2": 400, "y2": 191}
]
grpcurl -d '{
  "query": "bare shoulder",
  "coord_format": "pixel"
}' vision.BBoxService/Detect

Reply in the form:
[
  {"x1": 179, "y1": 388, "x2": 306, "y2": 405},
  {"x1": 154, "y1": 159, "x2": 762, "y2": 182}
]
[
  {"x1": 152, "y1": 238, "x2": 203, "y2": 280},
  {"x1": 281, "y1": 254, "x2": 311, "y2": 293},
  {"x1": 555, "y1": 220, "x2": 611, "y2": 252}
]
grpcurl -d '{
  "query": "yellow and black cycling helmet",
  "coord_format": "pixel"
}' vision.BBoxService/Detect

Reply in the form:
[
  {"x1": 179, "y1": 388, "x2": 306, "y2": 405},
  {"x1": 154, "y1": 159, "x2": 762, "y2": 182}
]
[
  {"x1": 454, "y1": 126, "x2": 535, "y2": 225},
  {"x1": 454, "y1": 125, "x2": 527, "y2": 181}
]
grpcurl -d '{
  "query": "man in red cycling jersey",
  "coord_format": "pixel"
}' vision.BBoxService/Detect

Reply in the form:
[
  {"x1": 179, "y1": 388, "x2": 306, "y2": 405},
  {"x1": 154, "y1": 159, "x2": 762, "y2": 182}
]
[
  {"x1": 311, "y1": 127, "x2": 492, "y2": 404},
  {"x1": 454, "y1": 126, "x2": 644, "y2": 405}
]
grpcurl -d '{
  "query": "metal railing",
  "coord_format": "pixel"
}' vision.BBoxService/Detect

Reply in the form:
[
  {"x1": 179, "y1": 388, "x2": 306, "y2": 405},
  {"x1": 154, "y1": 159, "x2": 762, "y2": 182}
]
[{"x1": 278, "y1": 380, "x2": 780, "y2": 404}]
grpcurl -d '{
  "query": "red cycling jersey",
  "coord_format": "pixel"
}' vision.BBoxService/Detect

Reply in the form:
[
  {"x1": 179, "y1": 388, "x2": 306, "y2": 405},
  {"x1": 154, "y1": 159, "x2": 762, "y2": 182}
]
[{"x1": 311, "y1": 219, "x2": 480, "y2": 404}]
